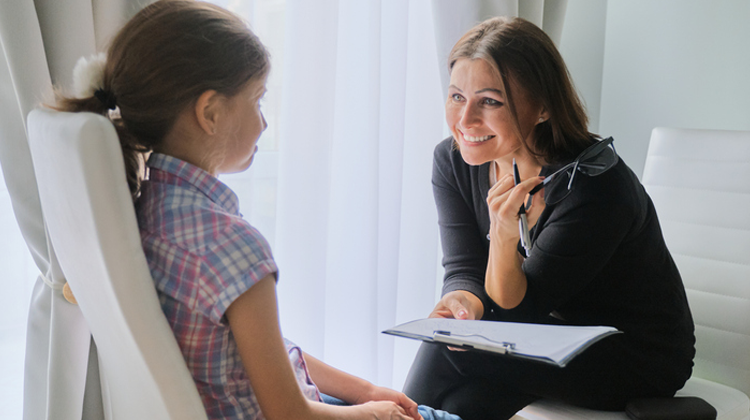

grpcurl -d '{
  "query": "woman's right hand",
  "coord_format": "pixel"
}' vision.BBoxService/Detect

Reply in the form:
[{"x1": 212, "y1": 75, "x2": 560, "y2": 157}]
[
  {"x1": 360, "y1": 401, "x2": 422, "y2": 420},
  {"x1": 429, "y1": 290, "x2": 483, "y2": 320}
]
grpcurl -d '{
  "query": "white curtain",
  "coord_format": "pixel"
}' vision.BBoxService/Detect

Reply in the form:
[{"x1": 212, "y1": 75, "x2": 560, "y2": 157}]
[
  {"x1": 275, "y1": 0, "x2": 567, "y2": 391},
  {"x1": 0, "y1": 0, "x2": 569, "y2": 416},
  {"x1": 274, "y1": 0, "x2": 446, "y2": 390},
  {"x1": 0, "y1": 1, "x2": 146, "y2": 418}
]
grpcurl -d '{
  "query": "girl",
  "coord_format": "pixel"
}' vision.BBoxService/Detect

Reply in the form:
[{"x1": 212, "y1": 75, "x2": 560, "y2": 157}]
[{"x1": 55, "y1": 1, "x2": 456, "y2": 419}]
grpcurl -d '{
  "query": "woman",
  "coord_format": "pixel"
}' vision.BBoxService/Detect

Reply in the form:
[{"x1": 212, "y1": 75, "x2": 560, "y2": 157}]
[{"x1": 403, "y1": 16, "x2": 695, "y2": 420}]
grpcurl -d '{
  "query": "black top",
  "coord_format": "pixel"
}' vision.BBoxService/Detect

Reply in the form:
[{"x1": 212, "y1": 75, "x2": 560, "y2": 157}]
[{"x1": 433, "y1": 137, "x2": 695, "y2": 375}]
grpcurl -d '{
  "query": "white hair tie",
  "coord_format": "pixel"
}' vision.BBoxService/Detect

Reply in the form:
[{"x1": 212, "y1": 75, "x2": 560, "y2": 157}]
[{"x1": 72, "y1": 53, "x2": 108, "y2": 99}]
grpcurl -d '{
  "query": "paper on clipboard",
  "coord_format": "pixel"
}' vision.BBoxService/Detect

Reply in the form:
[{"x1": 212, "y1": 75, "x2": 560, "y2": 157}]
[{"x1": 383, "y1": 318, "x2": 619, "y2": 367}]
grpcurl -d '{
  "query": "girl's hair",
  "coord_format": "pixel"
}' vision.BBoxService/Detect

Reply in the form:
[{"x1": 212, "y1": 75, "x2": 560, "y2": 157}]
[
  {"x1": 448, "y1": 16, "x2": 596, "y2": 164},
  {"x1": 53, "y1": 0, "x2": 270, "y2": 198}
]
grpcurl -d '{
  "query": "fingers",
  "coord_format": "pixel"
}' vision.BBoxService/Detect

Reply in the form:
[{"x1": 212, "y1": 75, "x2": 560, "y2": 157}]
[
  {"x1": 429, "y1": 293, "x2": 469, "y2": 320},
  {"x1": 428, "y1": 307, "x2": 454, "y2": 319},
  {"x1": 487, "y1": 174, "x2": 514, "y2": 198},
  {"x1": 450, "y1": 300, "x2": 470, "y2": 320},
  {"x1": 396, "y1": 394, "x2": 421, "y2": 420},
  {"x1": 488, "y1": 176, "x2": 544, "y2": 217}
]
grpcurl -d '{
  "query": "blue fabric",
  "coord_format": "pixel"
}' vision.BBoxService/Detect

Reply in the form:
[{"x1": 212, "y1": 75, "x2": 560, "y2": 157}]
[
  {"x1": 320, "y1": 394, "x2": 462, "y2": 419},
  {"x1": 320, "y1": 394, "x2": 348, "y2": 406},
  {"x1": 418, "y1": 405, "x2": 462, "y2": 420}
]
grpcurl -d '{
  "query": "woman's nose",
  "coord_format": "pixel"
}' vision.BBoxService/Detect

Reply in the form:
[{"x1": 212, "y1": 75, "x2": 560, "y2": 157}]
[{"x1": 459, "y1": 102, "x2": 481, "y2": 128}]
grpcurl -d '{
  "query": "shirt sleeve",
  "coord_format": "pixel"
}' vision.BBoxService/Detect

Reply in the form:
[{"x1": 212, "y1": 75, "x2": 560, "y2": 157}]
[
  {"x1": 198, "y1": 220, "x2": 278, "y2": 324},
  {"x1": 432, "y1": 139, "x2": 494, "y2": 312}
]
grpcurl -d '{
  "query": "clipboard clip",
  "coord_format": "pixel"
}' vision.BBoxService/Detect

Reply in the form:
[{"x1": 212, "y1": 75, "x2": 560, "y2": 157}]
[{"x1": 432, "y1": 330, "x2": 516, "y2": 354}]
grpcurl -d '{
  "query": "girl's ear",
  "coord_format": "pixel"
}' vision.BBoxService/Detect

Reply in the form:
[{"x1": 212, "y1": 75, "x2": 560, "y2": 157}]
[{"x1": 194, "y1": 90, "x2": 221, "y2": 135}]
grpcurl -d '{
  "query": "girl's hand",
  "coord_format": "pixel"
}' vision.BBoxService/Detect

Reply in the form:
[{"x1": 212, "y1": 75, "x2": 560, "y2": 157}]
[
  {"x1": 360, "y1": 401, "x2": 423, "y2": 420},
  {"x1": 429, "y1": 290, "x2": 483, "y2": 320},
  {"x1": 355, "y1": 386, "x2": 421, "y2": 420},
  {"x1": 486, "y1": 174, "x2": 544, "y2": 246}
]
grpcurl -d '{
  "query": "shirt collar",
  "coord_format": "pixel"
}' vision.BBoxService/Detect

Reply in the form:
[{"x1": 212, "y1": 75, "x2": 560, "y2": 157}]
[{"x1": 146, "y1": 153, "x2": 240, "y2": 216}]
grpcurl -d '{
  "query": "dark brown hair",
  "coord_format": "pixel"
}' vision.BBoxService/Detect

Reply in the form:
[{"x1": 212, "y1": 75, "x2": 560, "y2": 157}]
[
  {"x1": 449, "y1": 16, "x2": 596, "y2": 164},
  {"x1": 53, "y1": 0, "x2": 270, "y2": 198}
]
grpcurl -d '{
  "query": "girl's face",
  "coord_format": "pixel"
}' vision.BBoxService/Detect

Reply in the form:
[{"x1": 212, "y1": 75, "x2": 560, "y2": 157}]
[
  {"x1": 446, "y1": 58, "x2": 544, "y2": 166},
  {"x1": 215, "y1": 75, "x2": 268, "y2": 174}
]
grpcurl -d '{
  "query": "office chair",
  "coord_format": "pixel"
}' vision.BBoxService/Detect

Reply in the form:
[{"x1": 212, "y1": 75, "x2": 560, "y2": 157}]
[
  {"x1": 513, "y1": 128, "x2": 750, "y2": 420},
  {"x1": 27, "y1": 109, "x2": 208, "y2": 420}
]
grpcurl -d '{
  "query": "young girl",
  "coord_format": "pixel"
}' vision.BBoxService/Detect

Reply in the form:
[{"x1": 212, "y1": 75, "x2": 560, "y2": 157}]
[{"x1": 54, "y1": 1, "x2": 460, "y2": 419}]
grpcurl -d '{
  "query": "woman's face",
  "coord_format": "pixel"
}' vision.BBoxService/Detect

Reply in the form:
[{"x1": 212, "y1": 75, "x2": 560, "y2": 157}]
[{"x1": 446, "y1": 58, "x2": 544, "y2": 166}]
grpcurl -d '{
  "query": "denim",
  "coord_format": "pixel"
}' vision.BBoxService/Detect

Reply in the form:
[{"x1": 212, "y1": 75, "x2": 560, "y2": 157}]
[{"x1": 418, "y1": 405, "x2": 463, "y2": 420}]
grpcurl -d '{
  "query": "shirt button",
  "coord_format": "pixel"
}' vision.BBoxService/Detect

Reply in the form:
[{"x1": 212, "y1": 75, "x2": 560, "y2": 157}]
[{"x1": 62, "y1": 282, "x2": 78, "y2": 305}]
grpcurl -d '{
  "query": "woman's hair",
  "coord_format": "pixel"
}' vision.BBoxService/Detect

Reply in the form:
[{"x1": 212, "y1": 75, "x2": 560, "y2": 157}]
[
  {"x1": 53, "y1": 0, "x2": 270, "y2": 198},
  {"x1": 448, "y1": 16, "x2": 596, "y2": 164}
]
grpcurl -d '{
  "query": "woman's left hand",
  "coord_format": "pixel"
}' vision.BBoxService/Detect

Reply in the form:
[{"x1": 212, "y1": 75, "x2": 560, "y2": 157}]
[{"x1": 486, "y1": 174, "x2": 545, "y2": 246}]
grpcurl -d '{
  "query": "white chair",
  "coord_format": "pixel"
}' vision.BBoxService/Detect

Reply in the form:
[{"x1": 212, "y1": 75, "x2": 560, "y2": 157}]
[
  {"x1": 513, "y1": 127, "x2": 750, "y2": 420},
  {"x1": 27, "y1": 109, "x2": 208, "y2": 420}
]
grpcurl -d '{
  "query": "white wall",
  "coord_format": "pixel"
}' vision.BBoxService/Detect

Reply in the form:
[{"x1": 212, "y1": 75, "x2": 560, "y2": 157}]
[
  {"x1": 561, "y1": 0, "x2": 750, "y2": 178},
  {"x1": 575, "y1": 0, "x2": 750, "y2": 178},
  {"x1": 558, "y1": 0, "x2": 608, "y2": 134}
]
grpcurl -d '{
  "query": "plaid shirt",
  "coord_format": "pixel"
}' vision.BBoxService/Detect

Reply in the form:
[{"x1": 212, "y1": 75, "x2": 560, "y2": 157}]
[{"x1": 137, "y1": 153, "x2": 321, "y2": 419}]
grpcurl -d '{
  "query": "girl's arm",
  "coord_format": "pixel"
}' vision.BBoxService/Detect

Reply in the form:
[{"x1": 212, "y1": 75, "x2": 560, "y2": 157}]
[
  {"x1": 302, "y1": 352, "x2": 421, "y2": 419},
  {"x1": 225, "y1": 276, "x2": 420, "y2": 420}
]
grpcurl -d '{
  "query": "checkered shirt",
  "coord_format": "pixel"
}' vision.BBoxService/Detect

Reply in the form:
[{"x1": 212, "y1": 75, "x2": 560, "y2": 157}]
[{"x1": 136, "y1": 153, "x2": 321, "y2": 419}]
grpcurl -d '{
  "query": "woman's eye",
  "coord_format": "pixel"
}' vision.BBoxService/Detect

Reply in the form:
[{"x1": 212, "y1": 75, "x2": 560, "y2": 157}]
[
  {"x1": 482, "y1": 98, "x2": 502, "y2": 106},
  {"x1": 451, "y1": 93, "x2": 464, "y2": 102}
]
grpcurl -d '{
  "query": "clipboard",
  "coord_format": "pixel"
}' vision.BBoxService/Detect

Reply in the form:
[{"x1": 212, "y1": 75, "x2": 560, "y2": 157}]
[{"x1": 383, "y1": 318, "x2": 620, "y2": 367}]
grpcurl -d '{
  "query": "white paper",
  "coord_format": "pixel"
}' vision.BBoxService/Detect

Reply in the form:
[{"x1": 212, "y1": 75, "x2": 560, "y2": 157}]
[{"x1": 383, "y1": 318, "x2": 619, "y2": 367}]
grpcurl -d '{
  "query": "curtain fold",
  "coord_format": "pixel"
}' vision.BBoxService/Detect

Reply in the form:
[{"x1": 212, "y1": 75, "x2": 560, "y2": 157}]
[
  {"x1": 0, "y1": 1, "x2": 146, "y2": 418},
  {"x1": 275, "y1": 0, "x2": 445, "y2": 391}
]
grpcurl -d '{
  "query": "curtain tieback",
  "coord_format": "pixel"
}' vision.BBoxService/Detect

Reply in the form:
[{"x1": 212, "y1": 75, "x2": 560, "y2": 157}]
[{"x1": 40, "y1": 271, "x2": 78, "y2": 305}]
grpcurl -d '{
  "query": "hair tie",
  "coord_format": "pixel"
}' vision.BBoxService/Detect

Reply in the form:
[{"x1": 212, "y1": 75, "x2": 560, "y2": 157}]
[
  {"x1": 72, "y1": 53, "x2": 111, "y2": 105},
  {"x1": 94, "y1": 89, "x2": 117, "y2": 110}
]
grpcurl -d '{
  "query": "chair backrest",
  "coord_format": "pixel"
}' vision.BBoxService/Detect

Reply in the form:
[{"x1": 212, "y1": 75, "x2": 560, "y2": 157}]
[
  {"x1": 642, "y1": 127, "x2": 750, "y2": 398},
  {"x1": 27, "y1": 109, "x2": 208, "y2": 420}
]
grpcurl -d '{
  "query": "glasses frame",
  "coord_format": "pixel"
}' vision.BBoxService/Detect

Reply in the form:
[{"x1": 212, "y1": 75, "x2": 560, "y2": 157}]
[{"x1": 528, "y1": 137, "x2": 618, "y2": 205}]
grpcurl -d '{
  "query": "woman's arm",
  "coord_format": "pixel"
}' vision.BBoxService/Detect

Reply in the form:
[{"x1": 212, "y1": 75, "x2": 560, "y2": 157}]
[
  {"x1": 431, "y1": 139, "x2": 489, "y2": 319},
  {"x1": 226, "y1": 276, "x2": 419, "y2": 420},
  {"x1": 484, "y1": 174, "x2": 544, "y2": 309}
]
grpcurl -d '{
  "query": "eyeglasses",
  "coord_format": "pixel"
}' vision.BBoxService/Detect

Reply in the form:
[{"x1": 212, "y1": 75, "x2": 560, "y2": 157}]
[{"x1": 528, "y1": 137, "x2": 618, "y2": 206}]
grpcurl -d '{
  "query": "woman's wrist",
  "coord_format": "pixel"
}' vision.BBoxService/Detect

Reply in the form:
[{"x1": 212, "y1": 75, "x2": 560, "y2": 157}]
[{"x1": 485, "y1": 239, "x2": 526, "y2": 309}]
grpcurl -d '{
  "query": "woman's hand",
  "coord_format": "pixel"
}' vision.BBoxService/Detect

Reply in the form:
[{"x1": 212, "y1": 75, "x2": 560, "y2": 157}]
[
  {"x1": 355, "y1": 386, "x2": 421, "y2": 420},
  {"x1": 486, "y1": 174, "x2": 545, "y2": 246},
  {"x1": 429, "y1": 290, "x2": 484, "y2": 320}
]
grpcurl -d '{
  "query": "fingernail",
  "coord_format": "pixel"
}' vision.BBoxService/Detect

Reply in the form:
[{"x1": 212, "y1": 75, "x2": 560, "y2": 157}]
[{"x1": 457, "y1": 310, "x2": 467, "y2": 319}]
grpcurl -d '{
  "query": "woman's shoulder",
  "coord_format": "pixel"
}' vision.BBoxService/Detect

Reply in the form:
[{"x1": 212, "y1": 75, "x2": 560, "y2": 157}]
[
  {"x1": 555, "y1": 156, "x2": 646, "y2": 219},
  {"x1": 433, "y1": 136, "x2": 458, "y2": 164}
]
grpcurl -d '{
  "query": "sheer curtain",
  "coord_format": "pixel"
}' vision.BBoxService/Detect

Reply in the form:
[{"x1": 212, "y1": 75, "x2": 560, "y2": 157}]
[
  {"x1": 274, "y1": 0, "x2": 445, "y2": 390},
  {"x1": 0, "y1": 1, "x2": 569, "y2": 417},
  {"x1": 274, "y1": 0, "x2": 568, "y2": 391}
]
